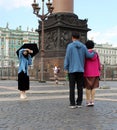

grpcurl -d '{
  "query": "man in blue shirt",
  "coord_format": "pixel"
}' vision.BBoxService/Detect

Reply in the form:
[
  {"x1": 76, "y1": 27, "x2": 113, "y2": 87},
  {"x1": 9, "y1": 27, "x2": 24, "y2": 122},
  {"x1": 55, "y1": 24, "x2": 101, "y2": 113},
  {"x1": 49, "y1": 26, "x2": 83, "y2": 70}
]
[{"x1": 64, "y1": 32, "x2": 95, "y2": 108}]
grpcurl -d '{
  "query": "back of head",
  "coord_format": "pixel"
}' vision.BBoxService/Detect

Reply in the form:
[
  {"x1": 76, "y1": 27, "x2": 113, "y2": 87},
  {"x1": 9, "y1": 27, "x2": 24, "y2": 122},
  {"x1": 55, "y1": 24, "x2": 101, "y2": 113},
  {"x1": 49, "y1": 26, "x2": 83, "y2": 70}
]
[
  {"x1": 72, "y1": 32, "x2": 80, "y2": 39},
  {"x1": 85, "y1": 40, "x2": 95, "y2": 49}
]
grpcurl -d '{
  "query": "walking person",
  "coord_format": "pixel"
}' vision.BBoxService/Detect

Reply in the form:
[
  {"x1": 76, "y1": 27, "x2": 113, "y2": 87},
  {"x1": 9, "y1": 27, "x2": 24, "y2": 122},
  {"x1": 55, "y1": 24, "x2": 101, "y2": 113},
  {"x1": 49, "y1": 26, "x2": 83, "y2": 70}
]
[
  {"x1": 84, "y1": 40, "x2": 101, "y2": 106},
  {"x1": 53, "y1": 64, "x2": 60, "y2": 84},
  {"x1": 64, "y1": 32, "x2": 95, "y2": 109},
  {"x1": 18, "y1": 48, "x2": 33, "y2": 99}
]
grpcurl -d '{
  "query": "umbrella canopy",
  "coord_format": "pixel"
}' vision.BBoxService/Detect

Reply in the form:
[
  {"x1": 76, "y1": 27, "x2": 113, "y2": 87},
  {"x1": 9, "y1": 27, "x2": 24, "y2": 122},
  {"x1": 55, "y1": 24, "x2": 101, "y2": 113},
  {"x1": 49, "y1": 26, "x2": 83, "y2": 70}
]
[{"x1": 16, "y1": 43, "x2": 39, "y2": 57}]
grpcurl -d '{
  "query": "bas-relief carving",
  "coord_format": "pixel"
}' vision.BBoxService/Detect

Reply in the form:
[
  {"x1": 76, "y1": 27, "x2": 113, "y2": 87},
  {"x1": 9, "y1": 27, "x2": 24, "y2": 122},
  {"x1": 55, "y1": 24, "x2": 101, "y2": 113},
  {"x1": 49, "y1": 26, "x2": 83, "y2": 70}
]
[
  {"x1": 80, "y1": 33, "x2": 86, "y2": 43},
  {"x1": 60, "y1": 30, "x2": 71, "y2": 49},
  {"x1": 44, "y1": 30, "x2": 58, "y2": 50},
  {"x1": 44, "y1": 30, "x2": 71, "y2": 50},
  {"x1": 42, "y1": 30, "x2": 86, "y2": 51}
]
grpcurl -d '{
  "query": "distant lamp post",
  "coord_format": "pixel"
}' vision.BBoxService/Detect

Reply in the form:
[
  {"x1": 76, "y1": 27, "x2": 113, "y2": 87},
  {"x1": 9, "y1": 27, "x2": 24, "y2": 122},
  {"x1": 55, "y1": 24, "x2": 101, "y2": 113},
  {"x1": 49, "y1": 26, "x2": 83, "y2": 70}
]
[{"x1": 32, "y1": 0, "x2": 54, "y2": 82}]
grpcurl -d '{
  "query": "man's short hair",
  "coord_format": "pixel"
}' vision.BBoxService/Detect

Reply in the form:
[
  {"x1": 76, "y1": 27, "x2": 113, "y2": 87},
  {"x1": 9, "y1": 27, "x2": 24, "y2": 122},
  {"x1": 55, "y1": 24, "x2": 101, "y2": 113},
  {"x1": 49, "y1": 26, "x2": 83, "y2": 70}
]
[{"x1": 72, "y1": 32, "x2": 80, "y2": 39}]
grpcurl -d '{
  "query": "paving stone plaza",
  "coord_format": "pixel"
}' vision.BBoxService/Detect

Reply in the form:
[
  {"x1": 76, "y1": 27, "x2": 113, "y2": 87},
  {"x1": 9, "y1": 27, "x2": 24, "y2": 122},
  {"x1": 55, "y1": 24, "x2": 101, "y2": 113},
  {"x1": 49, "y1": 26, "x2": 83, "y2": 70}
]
[{"x1": 0, "y1": 80, "x2": 117, "y2": 130}]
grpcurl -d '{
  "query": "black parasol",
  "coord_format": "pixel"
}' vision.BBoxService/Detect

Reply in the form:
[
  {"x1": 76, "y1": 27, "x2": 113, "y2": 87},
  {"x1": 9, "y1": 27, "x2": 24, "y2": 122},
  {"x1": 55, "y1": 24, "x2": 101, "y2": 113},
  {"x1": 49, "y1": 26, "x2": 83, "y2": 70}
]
[{"x1": 16, "y1": 43, "x2": 39, "y2": 57}]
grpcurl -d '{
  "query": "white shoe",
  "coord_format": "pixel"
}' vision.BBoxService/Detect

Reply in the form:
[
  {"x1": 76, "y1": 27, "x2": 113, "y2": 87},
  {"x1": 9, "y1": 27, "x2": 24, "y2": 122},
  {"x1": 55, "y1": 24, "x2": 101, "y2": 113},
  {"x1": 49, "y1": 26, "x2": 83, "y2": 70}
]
[
  {"x1": 91, "y1": 102, "x2": 94, "y2": 106},
  {"x1": 86, "y1": 102, "x2": 94, "y2": 107},
  {"x1": 86, "y1": 102, "x2": 92, "y2": 107},
  {"x1": 77, "y1": 105, "x2": 82, "y2": 108},
  {"x1": 20, "y1": 94, "x2": 27, "y2": 99},
  {"x1": 69, "y1": 105, "x2": 77, "y2": 109}
]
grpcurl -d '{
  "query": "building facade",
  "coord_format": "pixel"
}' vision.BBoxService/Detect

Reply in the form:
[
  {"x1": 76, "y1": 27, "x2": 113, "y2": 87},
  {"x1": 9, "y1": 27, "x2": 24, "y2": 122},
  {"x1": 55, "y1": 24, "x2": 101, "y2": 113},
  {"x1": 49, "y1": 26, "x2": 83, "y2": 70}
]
[
  {"x1": 0, "y1": 24, "x2": 38, "y2": 68},
  {"x1": 95, "y1": 43, "x2": 117, "y2": 65},
  {"x1": 95, "y1": 43, "x2": 117, "y2": 80}
]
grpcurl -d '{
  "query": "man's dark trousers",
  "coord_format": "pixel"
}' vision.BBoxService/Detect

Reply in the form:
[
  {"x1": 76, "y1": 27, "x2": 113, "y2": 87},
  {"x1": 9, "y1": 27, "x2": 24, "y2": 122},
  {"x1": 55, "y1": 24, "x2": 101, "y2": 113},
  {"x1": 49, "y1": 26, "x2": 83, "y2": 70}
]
[{"x1": 68, "y1": 72, "x2": 84, "y2": 106}]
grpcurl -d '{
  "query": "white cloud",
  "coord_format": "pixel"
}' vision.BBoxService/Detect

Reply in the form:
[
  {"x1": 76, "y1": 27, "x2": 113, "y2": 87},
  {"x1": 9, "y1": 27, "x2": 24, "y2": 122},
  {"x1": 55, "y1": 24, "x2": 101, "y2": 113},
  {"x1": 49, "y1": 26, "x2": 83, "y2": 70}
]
[
  {"x1": 88, "y1": 25, "x2": 117, "y2": 47},
  {"x1": 0, "y1": 0, "x2": 33, "y2": 10}
]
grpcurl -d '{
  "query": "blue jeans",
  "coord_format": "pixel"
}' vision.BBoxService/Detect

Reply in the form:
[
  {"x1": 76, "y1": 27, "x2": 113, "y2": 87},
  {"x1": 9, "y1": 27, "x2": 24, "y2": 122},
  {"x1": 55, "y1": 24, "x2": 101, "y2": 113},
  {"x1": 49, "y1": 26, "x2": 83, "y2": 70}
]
[{"x1": 68, "y1": 72, "x2": 84, "y2": 106}]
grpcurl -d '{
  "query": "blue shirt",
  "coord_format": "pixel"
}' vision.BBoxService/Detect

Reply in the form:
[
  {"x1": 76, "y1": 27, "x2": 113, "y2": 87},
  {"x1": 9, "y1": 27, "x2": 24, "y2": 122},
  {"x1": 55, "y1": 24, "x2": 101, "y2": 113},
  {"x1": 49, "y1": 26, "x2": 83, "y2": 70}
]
[
  {"x1": 18, "y1": 49, "x2": 32, "y2": 75},
  {"x1": 64, "y1": 40, "x2": 95, "y2": 73}
]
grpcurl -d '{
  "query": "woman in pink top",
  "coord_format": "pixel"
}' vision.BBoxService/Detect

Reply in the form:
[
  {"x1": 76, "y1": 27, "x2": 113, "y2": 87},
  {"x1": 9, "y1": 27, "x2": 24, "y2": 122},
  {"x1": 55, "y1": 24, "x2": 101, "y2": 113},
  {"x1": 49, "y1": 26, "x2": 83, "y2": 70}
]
[{"x1": 84, "y1": 40, "x2": 101, "y2": 106}]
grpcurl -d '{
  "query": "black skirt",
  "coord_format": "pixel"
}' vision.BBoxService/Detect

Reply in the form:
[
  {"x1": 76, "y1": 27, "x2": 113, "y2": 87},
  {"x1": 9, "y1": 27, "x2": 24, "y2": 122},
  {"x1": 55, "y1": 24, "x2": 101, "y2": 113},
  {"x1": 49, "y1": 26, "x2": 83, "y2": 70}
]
[{"x1": 18, "y1": 71, "x2": 29, "y2": 91}]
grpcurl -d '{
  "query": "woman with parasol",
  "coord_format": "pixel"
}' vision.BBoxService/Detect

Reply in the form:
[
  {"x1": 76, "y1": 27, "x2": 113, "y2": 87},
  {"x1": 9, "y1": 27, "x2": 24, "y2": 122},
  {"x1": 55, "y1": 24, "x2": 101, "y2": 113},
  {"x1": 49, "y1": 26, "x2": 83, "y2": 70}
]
[
  {"x1": 18, "y1": 48, "x2": 33, "y2": 99},
  {"x1": 16, "y1": 43, "x2": 39, "y2": 99}
]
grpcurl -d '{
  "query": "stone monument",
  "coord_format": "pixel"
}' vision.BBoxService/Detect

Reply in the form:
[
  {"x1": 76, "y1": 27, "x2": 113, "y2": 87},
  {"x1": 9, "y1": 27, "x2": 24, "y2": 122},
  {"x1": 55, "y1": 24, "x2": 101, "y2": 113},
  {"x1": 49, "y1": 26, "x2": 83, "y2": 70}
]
[
  {"x1": 53, "y1": 0, "x2": 73, "y2": 13},
  {"x1": 35, "y1": 0, "x2": 90, "y2": 80}
]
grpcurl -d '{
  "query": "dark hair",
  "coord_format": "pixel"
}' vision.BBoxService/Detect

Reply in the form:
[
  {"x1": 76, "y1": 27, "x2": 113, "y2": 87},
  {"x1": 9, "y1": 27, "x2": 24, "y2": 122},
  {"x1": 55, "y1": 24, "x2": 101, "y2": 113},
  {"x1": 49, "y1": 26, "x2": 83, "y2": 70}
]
[
  {"x1": 85, "y1": 40, "x2": 95, "y2": 49},
  {"x1": 72, "y1": 32, "x2": 80, "y2": 39}
]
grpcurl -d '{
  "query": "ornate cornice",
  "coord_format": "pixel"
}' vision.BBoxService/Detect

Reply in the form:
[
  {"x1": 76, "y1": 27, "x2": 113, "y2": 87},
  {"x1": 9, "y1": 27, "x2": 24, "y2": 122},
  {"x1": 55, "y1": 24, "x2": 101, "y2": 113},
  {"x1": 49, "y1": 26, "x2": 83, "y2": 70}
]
[{"x1": 38, "y1": 13, "x2": 90, "y2": 31}]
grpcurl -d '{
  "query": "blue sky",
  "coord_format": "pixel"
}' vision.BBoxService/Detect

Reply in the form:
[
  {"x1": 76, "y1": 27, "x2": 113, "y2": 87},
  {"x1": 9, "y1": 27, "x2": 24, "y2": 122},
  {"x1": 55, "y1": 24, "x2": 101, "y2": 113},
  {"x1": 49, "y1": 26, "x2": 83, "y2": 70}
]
[{"x1": 0, "y1": 0, "x2": 117, "y2": 46}]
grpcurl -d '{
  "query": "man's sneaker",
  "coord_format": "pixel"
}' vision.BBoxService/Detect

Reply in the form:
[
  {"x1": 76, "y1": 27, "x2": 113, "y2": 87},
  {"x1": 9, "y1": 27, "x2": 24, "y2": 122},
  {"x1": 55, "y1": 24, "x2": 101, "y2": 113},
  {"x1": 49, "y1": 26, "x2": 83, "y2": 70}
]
[
  {"x1": 69, "y1": 105, "x2": 77, "y2": 109},
  {"x1": 77, "y1": 105, "x2": 82, "y2": 108}
]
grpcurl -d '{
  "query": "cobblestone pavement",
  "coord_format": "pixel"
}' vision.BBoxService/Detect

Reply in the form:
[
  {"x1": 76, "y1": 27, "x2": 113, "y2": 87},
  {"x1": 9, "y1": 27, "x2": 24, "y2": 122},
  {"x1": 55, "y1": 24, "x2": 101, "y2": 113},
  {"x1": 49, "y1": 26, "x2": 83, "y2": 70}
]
[{"x1": 0, "y1": 80, "x2": 117, "y2": 130}]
